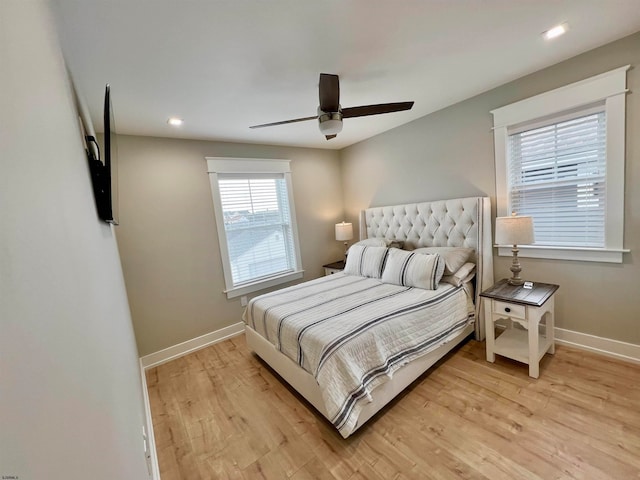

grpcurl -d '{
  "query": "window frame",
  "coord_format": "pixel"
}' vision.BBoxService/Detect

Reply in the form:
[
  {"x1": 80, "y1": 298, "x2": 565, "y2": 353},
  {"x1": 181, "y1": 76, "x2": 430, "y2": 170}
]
[
  {"x1": 206, "y1": 157, "x2": 303, "y2": 298},
  {"x1": 491, "y1": 65, "x2": 630, "y2": 263}
]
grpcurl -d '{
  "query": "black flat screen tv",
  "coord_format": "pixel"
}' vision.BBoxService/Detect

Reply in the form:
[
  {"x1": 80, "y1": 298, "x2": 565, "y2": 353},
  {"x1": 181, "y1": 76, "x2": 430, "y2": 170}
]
[{"x1": 86, "y1": 84, "x2": 116, "y2": 223}]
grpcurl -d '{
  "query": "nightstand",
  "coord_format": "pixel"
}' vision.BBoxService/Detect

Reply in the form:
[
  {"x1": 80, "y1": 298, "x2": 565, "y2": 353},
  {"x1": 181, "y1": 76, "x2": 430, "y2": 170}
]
[
  {"x1": 480, "y1": 279, "x2": 559, "y2": 378},
  {"x1": 323, "y1": 260, "x2": 345, "y2": 276}
]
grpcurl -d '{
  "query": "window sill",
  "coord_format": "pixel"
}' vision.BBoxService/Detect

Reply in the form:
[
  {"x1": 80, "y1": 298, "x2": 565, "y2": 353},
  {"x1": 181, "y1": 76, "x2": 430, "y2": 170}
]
[
  {"x1": 497, "y1": 245, "x2": 630, "y2": 264},
  {"x1": 224, "y1": 270, "x2": 304, "y2": 299}
]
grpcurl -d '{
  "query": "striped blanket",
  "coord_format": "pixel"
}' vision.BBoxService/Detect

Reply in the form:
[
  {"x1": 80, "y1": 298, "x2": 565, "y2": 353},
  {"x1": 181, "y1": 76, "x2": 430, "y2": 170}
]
[{"x1": 243, "y1": 273, "x2": 474, "y2": 437}]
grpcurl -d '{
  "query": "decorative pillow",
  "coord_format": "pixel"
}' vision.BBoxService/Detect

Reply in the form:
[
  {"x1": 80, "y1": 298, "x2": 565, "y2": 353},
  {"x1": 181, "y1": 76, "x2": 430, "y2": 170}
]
[
  {"x1": 343, "y1": 245, "x2": 388, "y2": 279},
  {"x1": 412, "y1": 247, "x2": 473, "y2": 276},
  {"x1": 387, "y1": 239, "x2": 405, "y2": 250},
  {"x1": 381, "y1": 248, "x2": 445, "y2": 290},
  {"x1": 350, "y1": 238, "x2": 405, "y2": 249},
  {"x1": 350, "y1": 238, "x2": 388, "y2": 248},
  {"x1": 440, "y1": 262, "x2": 476, "y2": 287}
]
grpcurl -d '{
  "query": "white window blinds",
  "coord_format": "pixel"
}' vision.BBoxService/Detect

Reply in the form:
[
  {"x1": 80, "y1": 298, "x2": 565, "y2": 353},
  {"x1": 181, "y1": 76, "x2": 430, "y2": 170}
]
[
  {"x1": 507, "y1": 109, "x2": 607, "y2": 248},
  {"x1": 218, "y1": 173, "x2": 296, "y2": 287}
]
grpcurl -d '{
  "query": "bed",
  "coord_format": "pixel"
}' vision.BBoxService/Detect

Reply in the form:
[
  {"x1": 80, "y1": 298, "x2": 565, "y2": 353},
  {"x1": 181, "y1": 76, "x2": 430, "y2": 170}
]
[{"x1": 243, "y1": 196, "x2": 493, "y2": 438}]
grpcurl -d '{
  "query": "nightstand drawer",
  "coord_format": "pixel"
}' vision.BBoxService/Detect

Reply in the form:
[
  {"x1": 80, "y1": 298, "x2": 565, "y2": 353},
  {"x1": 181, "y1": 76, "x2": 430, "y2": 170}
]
[
  {"x1": 324, "y1": 267, "x2": 342, "y2": 275},
  {"x1": 492, "y1": 300, "x2": 525, "y2": 319}
]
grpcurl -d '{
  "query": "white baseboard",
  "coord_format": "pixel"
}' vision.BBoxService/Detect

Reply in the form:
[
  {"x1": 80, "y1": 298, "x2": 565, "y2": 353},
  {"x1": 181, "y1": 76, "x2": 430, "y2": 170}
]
[
  {"x1": 140, "y1": 359, "x2": 161, "y2": 480},
  {"x1": 493, "y1": 324, "x2": 640, "y2": 364},
  {"x1": 140, "y1": 322, "x2": 245, "y2": 369},
  {"x1": 554, "y1": 327, "x2": 640, "y2": 364}
]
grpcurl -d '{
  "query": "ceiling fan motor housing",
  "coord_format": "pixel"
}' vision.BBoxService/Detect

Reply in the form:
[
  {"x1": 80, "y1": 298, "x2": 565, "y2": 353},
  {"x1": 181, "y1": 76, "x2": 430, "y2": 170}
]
[{"x1": 317, "y1": 108, "x2": 343, "y2": 135}]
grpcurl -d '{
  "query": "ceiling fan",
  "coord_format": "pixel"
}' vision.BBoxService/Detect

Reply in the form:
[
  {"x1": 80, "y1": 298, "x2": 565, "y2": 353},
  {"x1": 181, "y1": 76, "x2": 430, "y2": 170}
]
[{"x1": 249, "y1": 73, "x2": 414, "y2": 140}]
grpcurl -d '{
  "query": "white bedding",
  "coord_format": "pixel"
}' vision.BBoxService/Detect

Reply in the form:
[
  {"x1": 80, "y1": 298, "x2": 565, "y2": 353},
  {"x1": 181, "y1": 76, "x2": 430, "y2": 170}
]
[{"x1": 243, "y1": 272, "x2": 474, "y2": 437}]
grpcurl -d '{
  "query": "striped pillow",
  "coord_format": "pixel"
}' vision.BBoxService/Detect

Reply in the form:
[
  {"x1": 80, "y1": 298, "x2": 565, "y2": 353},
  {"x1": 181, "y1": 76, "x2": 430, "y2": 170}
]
[
  {"x1": 381, "y1": 248, "x2": 445, "y2": 290},
  {"x1": 349, "y1": 238, "x2": 388, "y2": 248},
  {"x1": 343, "y1": 245, "x2": 388, "y2": 279}
]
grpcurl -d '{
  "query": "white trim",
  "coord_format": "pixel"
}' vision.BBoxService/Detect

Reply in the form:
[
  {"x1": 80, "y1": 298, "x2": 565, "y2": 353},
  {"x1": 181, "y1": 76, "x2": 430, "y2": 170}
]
[
  {"x1": 139, "y1": 361, "x2": 161, "y2": 480},
  {"x1": 140, "y1": 322, "x2": 245, "y2": 369},
  {"x1": 554, "y1": 327, "x2": 640, "y2": 365},
  {"x1": 206, "y1": 157, "x2": 291, "y2": 174},
  {"x1": 208, "y1": 171, "x2": 236, "y2": 292},
  {"x1": 490, "y1": 65, "x2": 630, "y2": 126},
  {"x1": 224, "y1": 269, "x2": 304, "y2": 298},
  {"x1": 497, "y1": 245, "x2": 629, "y2": 263},
  {"x1": 494, "y1": 324, "x2": 640, "y2": 364},
  {"x1": 506, "y1": 102, "x2": 605, "y2": 135},
  {"x1": 493, "y1": 125, "x2": 509, "y2": 221},
  {"x1": 604, "y1": 92, "x2": 626, "y2": 251}
]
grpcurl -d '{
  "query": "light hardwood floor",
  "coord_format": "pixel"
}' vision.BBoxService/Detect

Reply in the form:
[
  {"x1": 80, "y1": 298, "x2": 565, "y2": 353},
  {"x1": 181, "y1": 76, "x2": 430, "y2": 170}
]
[{"x1": 146, "y1": 334, "x2": 640, "y2": 479}]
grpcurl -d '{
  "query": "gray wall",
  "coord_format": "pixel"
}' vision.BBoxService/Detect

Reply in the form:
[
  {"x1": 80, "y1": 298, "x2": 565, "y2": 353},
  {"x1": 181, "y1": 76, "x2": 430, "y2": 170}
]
[
  {"x1": 114, "y1": 136, "x2": 344, "y2": 356},
  {"x1": 0, "y1": 1, "x2": 150, "y2": 478},
  {"x1": 341, "y1": 32, "x2": 640, "y2": 344}
]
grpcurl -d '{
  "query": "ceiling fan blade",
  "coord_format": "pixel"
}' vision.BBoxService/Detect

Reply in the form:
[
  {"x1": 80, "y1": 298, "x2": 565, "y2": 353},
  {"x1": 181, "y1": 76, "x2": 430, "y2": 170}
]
[
  {"x1": 249, "y1": 115, "x2": 317, "y2": 129},
  {"x1": 319, "y1": 73, "x2": 340, "y2": 112},
  {"x1": 342, "y1": 101, "x2": 414, "y2": 118},
  {"x1": 325, "y1": 134, "x2": 337, "y2": 140}
]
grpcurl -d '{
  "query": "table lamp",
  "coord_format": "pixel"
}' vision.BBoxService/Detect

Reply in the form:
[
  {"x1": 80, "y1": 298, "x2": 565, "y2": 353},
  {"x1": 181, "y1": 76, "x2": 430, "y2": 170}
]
[
  {"x1": 335, "y1": 222, "x2": 353, "y2": 262},
  {"x1": 495, "y1": 214, "x2": 534, "y2": 286}
]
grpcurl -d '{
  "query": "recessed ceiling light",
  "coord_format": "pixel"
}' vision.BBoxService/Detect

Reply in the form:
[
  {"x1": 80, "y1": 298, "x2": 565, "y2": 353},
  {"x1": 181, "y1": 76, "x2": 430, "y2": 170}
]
[
  {"x1": 167, "y1": 117, "x2": 184, "y2": 126},
  {"x1": 543, "y1": 23, "x2": 568, "y2": 40}
]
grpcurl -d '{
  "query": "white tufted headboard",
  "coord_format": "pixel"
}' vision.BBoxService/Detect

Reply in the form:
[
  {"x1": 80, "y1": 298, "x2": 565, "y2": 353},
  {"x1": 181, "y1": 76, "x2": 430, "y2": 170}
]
[{"x1": 358, "y1": 196, "x2": 493, "y2": 340}]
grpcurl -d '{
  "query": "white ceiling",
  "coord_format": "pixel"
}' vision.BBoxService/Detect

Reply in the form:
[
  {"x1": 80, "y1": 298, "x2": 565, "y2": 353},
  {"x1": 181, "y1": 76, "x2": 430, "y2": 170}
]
[{"x1": 52, "y1": 0, "x2": 640, "y2": 150}]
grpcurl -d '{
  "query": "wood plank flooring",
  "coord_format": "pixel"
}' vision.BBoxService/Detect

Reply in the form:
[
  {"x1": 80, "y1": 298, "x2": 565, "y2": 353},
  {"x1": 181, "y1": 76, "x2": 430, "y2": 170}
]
[{"x1": 146, "y1": 335, "x2": 640, "y2": 479}]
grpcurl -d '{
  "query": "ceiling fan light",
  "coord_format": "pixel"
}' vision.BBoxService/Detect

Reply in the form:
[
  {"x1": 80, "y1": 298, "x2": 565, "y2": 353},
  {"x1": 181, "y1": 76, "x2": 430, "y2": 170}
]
[
  {"x1": 319, "y1": 119, "x2": 343, "y2": 135},
  {"x1": 318, "y1": 111, "x2": 343, "y2": 135}
]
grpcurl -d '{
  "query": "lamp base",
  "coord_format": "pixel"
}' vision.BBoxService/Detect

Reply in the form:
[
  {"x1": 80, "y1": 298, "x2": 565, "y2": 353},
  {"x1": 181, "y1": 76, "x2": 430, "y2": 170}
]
[{"x1": 508, "y1": 245, "x2": 525, "y2": 286}]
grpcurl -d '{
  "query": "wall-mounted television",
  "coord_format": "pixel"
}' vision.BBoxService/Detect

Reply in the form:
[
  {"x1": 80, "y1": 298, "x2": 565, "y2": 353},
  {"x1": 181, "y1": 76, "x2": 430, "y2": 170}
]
[{"x1": 85, "y1": 84, "x2": 117, "y2": 224}]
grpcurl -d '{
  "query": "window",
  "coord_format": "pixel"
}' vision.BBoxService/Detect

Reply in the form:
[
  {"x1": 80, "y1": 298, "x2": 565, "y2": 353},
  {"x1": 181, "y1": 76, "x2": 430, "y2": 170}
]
[
  {"x1": 491, "y1": 66, "x2": 629, "y2": 263},
  {"x1": 206, "y1": 158, "x2": 303, "y2": 298},
  {"x1": 508, "y1": 107, "x2": 606, "y2": 248}
]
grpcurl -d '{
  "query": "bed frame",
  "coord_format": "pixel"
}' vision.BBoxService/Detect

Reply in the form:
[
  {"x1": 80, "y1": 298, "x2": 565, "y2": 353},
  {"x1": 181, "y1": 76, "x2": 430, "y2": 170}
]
[{"x1": 246, "y1": 196, "x2": 493, "y2": 436}]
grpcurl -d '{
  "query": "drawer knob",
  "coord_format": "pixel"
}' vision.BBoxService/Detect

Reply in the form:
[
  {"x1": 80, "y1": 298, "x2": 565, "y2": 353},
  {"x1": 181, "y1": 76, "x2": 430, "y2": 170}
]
[{"x1": 504, "y1": 307, "x2": 511, "y2": 313}]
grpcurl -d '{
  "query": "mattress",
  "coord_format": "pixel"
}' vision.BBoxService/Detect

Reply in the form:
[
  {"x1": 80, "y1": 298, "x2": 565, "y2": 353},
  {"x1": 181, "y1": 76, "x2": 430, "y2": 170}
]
[{"x1": 243, "y1": 272, "x2": 474, "y2": 437}]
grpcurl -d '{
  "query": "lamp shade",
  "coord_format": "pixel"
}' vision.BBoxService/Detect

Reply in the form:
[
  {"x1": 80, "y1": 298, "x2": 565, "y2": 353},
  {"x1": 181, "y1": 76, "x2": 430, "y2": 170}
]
[
  {"x1": 335, "y1": 222, "x2": 353, "y2": 241},
  {"x1": 495, "y1": 215, "x2": 534, "y2": 245}
]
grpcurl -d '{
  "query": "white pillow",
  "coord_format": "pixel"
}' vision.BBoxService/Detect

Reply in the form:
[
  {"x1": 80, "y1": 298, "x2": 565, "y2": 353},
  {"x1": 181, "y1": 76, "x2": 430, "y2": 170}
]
[
  {"x1": 381, "y1": 248, "x2": 444, "y2": 290},
  {"x1": 344, "y1": 245, "x2": 388, "y2": 279},
  {"x1": 350, "y1": 238, "x2": 388, "y2": 248},
  {"x1": 412, "y1": 247, "x2": 473, "y2": 275},
  {"x1": 440, "y1": 262, "x2": 476, "y2": 287},
  {"x1": 350, "y1": 238, "x2": 405, "y2": 249}
]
